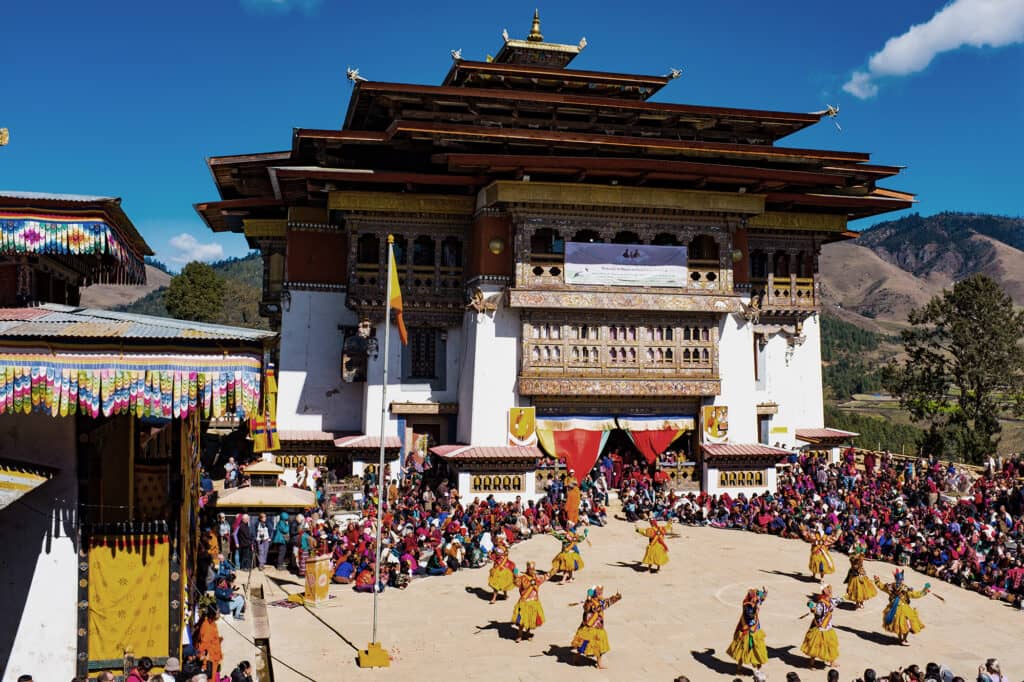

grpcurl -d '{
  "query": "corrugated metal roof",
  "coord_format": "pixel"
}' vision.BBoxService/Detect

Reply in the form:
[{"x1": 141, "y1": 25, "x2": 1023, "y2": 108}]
[
  {"x1": 280, "y1": 430, "x2": 338, "y2": 442},
  {"x1": 335, "y1": 434, "x2": 402, "y2": 449},
  {"x1": 0, "y1": 190, "x2": 117, "y2": 202},
  {"x1": 430, "y1": 445, "x2": 541, "y2": 461},
  {"x1": 0, "y1": 304, "x2": 276, "y2": 342},
  {"x1": 702, "y1": 443, "x2": 792, "y2": 458},
  {"x1": 796, "y1": 428, "x2": 859, "y2": 441}
]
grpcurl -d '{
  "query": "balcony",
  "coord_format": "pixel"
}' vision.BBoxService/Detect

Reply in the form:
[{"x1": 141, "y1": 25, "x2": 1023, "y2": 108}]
[
  {"x1": 520, "y1": 253, "x2": 727, "y2": 292},
  {"x1": 749, "y1": 274, "x2": 817, "y2": 312},
  {"x1": 510, "y1": 253, "x2": 742, "y2": 314},
  {"x1": 519, "y1": 321, "x2": 721, "y2": 396}
]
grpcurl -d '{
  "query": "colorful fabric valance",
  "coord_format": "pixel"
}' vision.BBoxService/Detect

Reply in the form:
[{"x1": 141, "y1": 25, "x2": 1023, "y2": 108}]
[
  {"x1": 0, "y1": 351, "x2": 261, "y2": 419},
  {"x1": 0, "y1": 214, "x2": 146, "y2": 284}
]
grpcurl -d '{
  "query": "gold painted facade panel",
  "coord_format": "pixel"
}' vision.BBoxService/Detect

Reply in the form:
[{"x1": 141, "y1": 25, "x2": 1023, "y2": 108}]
[
  {"x1": 508, "y1": 288, "x2": 743, "y2": 312},
  {"x1": 518, "y1": 376, "x2": 720, "y2": 397},
  {"x1": 482, "y1": 181, "x2": 765, "y2": 214},
  {"x1": 328, "y1": 191, "x2": 474, "y2": 215}
]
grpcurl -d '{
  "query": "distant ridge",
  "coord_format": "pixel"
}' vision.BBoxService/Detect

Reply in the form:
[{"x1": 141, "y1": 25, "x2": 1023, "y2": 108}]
[{"x1": 821, "y1": 211, "x2": 1023, "y2": 324}]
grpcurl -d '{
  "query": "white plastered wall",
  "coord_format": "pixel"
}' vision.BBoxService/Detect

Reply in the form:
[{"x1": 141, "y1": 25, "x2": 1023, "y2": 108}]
[
  {"x1": 756, "y1": 313, "x2": 824, "y2": 449},
  {"x1": 0, "y1": 414, "x2": 77, "y2": 682},
  {"x1": 455, "y1": 286, "x2": 521, "y2": 446},
  {"x1": 714, "y1": 311, "x2": 757, "y2": 443},
  {"x1": 362, "y1": 322, "x2": 462, "y2": 439},
  {"x1": 277, "y1": 290, "x2": 364, "y2": 432}
]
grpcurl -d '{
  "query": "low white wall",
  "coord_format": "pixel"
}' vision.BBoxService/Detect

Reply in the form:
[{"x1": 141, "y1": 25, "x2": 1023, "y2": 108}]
[
  {"x1": 0, "y1": 414, "x2": 78, "y2": 682},
  {"x1": 455, "y1": 468, "x2": 541, "y2": 504},
  {"x1": 703, "y1": 463, "x2": 778, "y2": 497}
]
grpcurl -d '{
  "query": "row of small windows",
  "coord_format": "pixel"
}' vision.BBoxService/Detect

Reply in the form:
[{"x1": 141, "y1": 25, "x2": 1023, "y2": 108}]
[
  {"x1": 530, "y1": 229, "x2": 720, "y2": 261},
  {"x1": 530, "y1": 324, "x2": 710, "y2": 342},
  {"x1": 750, "y1": 250, "x2": 813, "y2": 279},
  {"x1": 529, "y1": 345, "x2": 711, "y2": 364},
  {"x1": 356, "y1": 234, "x2": 463, "y2": 268}
]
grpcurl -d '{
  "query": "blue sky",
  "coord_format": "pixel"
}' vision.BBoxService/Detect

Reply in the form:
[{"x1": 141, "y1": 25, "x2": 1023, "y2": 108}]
[{"x1": 1, "y1": 0, "x2": 1021, "y2": 268}]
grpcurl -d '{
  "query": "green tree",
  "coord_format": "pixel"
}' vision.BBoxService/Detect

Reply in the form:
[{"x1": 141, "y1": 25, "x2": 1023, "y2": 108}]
[
  {"x1": 884, "y1": 274, "x2": 1024, "y2": 462},
  {"x1": 165, "y1": 262, "x2": 225, "y2": 323}
]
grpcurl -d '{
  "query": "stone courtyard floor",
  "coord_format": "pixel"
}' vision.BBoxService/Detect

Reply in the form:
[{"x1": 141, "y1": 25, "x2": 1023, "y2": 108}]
[{"x1": 220, "y1": 515, "x2": 1023, "y2": 681}]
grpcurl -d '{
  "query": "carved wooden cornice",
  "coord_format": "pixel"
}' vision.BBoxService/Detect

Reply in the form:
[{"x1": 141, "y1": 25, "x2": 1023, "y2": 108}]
[
  {"x1": 390, "y1": 401, "x2": 459, "y2": 415},
  {"x1": 519, "y1": 376, "x2": 721, "y2": 397},
  {"x1": 482, "y1": 180, "x2": 765, "y2": 215},
  {"x1": 329, "y1": 191, "x2": 475, "y2": 215},
  {"x1": 747, "y1": 211, "x2": 847, "y2": 233},
  {"x1": 509, "y1": 288, "x2": 743, "y2": 313}
]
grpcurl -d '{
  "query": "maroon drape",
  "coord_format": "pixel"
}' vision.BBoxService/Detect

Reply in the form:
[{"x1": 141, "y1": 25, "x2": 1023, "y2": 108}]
[
  {"x1": 626, "y1": 428, "x2": 682, "y2": 464},
  {"x1": 553, "y1": 430, "x2": 606, "y2": 484}
]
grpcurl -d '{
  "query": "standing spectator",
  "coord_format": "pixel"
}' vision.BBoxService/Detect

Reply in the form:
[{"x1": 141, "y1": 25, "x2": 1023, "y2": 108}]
[
  {"x1": 255, "y1": 513, "x2": 272, "y2": 569},
  {"x1": 196, "y1": 609, "x2": 224, "y2": 680},
  {"x1": 224, "y1": 457, "x2": 238, "y2": 488},
  {"x1": 272, "y1": 511, "x2": 290, "y2": 570},
  {"x1": 236, "y1": 513, "x2": 254, "y2": 570},
  {"x1": 216, "y1": 513, "x2": 230, "y2": 556}
]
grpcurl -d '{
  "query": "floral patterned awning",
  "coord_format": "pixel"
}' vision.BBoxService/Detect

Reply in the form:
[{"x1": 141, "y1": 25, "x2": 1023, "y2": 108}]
[
  {"x1": 0, "y1": 350, "x2": 262, "y2": 419},
  {"x1": 0, "y1": 213, "x2": 146, "y2": 284}
]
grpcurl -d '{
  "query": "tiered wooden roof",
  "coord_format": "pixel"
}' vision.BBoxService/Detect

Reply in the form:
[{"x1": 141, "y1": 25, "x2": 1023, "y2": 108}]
[{"x1": 196, "y1": 13, "x2": 912, "y2": 235}]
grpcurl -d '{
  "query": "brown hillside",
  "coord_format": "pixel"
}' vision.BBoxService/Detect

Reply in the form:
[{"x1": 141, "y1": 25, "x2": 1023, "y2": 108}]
[
  {"x1": 79, "y1": 265, "x2": 171, "y2": 309},
  {"x1": 819, "y1": 241, "x2": 941, "y2": 322}
]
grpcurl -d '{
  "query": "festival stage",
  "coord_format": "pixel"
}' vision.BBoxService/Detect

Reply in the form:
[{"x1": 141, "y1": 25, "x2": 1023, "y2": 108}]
[{"x1": 220, "y1": 510, "x2": 1020, "y2": 681}]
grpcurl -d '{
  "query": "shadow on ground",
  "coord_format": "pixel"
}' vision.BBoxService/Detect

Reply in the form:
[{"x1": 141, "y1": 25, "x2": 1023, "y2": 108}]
[
  {"x1": 760, "y1": 568, "x2": 822, "y2": 584},
  {"x1": 475, "y1": 619, "x2": 520, "y2": 641},
  {"x1": 541, "y1": 644, "x2": 590, "y2": 666},
  {"x1": 837, "y1": 624, "x2": 897, "y2": 646},
  {"x1": 690, "y1": 647, "x2": 737, "y2": 675}
]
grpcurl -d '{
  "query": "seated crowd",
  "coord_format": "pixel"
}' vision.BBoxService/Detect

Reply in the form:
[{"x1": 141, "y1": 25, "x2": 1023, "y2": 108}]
[{"x1": 623, "y1": 448, "x2": 1024, "y2": 607}]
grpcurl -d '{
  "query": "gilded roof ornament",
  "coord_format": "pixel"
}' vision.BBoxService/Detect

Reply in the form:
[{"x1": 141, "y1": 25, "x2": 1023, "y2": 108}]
[{"x1": 528, "y1": 9, "x2": 544, "y2": 42}]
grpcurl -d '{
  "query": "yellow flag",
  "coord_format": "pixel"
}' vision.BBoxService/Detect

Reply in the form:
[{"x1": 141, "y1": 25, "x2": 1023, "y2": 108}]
[{"x1": 388, "y1": 241, "x2": 408, "y2": 345}]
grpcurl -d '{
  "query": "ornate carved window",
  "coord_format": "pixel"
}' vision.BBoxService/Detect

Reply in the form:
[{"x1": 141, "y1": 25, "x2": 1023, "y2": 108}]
[
  {"x1": 408, "y1": 328, "x2": 437, "y2": 379},
  {"x1": 413, "y1": 236, "x2": 436, "y2": 267},
  {"x1": 357, "y1": 234, "x2": 380, "y2": 264}
]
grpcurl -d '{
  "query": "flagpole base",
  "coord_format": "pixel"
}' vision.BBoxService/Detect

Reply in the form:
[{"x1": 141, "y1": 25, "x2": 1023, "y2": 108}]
[{"x1": 357, "y1": 642, "x2": 391, "y2": 668}]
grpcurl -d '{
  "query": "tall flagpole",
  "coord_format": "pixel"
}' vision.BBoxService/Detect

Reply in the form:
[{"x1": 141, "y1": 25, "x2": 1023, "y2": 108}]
[{"x1": 371, "y1": 235, "x2": 394, "y2": 646}]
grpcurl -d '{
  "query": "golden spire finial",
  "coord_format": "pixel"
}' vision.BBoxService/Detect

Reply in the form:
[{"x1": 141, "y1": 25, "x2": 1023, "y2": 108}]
[{"x1": 527, "y1": 9, "x2": 544, "y2": 42}]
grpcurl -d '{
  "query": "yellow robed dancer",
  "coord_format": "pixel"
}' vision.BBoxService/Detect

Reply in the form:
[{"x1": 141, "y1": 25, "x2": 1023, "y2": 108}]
[
  {"x1": 636, "y1": 518, "x2": 672, "y2": 572},
  {"x1": 843, "y1": 546, "x2": 878, "y2": 609},
  {"x1": 873, "y1": 570, "x2": 930, "y2": 645},
  {"x1": 726, "y1": 588, "x2": 769, "y2": 674},
  {"x1": 570, "y1": 586, "x2": 622, "y2": 669},
  {"x1": 511, "y1": 561, "x2": 546, "y2": 642},
  {"x1": 800, "y1": 584, "x2": 841, "y2": 668},
  {"x1": 801, "y1": 524, "x2": 840, "y2": 580},
  {"x1": 550, "y1": 527, "x2": 585, "y2": 583},
  {"x1": 487, "y1": 545, "x2": 516, "y2": 604}
]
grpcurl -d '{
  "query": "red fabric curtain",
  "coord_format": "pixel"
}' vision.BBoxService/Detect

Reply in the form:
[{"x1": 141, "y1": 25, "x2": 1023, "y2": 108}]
[
  {"x1": 552, "y1": 429, "x2": 608, "y2": 484},
  {"x1": 626, "y1": 428, "x2": 682, "y2": 464}
]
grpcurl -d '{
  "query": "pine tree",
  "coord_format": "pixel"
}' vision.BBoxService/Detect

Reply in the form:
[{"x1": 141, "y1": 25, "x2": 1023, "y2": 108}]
[
  {"x1": 884, "y1": 274, "x2": 1024, "y2": 462},
  {"x1": 165, "y1": 262, "x2": 225, "y2": 323}
]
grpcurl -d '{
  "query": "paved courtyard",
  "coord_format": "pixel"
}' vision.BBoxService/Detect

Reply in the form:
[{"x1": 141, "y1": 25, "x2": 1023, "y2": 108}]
[{"x1": 221, "y1": 513, "x2": 1022, "y2": 681}]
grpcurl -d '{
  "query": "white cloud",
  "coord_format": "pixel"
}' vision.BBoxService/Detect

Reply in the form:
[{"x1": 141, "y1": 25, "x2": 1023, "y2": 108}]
[
  {"x1": 240, "y1": 0, "x2": 323, "y2": 15},
  {"x1": 843, "y1": 0, "x2": 1024, "y2": 98},
  {"x1": 842, "y1": 71, "x2": 879, "y2": 99},
  {"x1": 167, "y1": 233, "x2": 225, "y2": 264}
]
